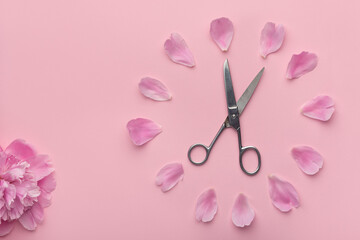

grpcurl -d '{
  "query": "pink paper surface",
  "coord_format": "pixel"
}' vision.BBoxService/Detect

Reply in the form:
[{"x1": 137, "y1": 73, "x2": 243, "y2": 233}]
[{"x1": 0, "y1": 0, "x2": 359, "y2": 239}]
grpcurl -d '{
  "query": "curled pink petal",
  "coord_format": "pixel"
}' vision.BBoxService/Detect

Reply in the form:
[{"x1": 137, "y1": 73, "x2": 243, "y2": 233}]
[
  {"x1": 5, "y1": 139, "x2": 36, "y2": 161},
  {"x1": 126, "y1": 118, "x2": 162, "y2": 146},
  {"x1": 0, "y1": 221, "x2": 15, "y2": 236},
  {"x1": 37, "y1": 191, "x2": 52, "y2": 208},
  {"x1": 30, "y1": 203, "x2": 44, "y2": 224},
  {"x1": 286, "y1": 51, "x2": 318, "y2": 79},
  {"x1": 232, "y1": 193, "x2": 255, "y2": 227},
  {"x1": 195, "y1": 189, "x2": 217, "y2": 223},
  {"x1": 301, "y1": 95, "x2": 335, "y2": 121},
  {"x1": 38, "y1": 173, "x2": 56, "y2": 193},
  {"x1": 18, "y1": 210, "x2": 37, "y2": 231},
  {"x1": 27, "y1": 155, "x2": 54, "y2": 181},
  {"x1": 291, "y1": 146, "x2": 323, "y2": 175},
  {"x1": 164, "y1": 33, "x2": 195, "y2": 67},
  {"x1": 155, "y1": 163, "x2": 184, "y2": 192},
  {"x1": 260, "y1": 22, "x2": 285, "y2": 58},
  {"x1": 210, "y1": 17, "x2": 234, "y2": 51},
  {"x1": 268, "y1": 175, "x2": 300, "y2": 212},
  {"x1": 139, "y1": 77, "x2": 172, "y2": 101}
]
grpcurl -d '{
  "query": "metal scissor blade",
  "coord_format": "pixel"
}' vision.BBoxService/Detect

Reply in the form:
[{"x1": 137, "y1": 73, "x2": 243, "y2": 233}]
[
  {"x1": 237, "y1": 67, "x2": 265, "y2": 116},
  {"x1": 224, "y1": 59, "x2": 240, "y2": 128},
  {"x1": 224, "y1": 59, "x2": 237, "y2": 110}
]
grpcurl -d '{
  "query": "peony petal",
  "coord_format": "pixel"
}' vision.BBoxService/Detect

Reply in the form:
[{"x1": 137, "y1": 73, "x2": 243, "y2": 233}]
[
  {"x1": 30, "y1": 203, "x2": 44, "y2": 224},
  {"x1": 126, "y1": 118, "x2": 162, "y2": 146},
  {"x1": 2, "y1": 182, "x2": 16, "y2": 208},
  {"x1": 27, "y1": 155, "x2": 54, "y2": 181},
  {"x1": 232, "y1": 193, "x2": 255, "y2": 227},
  {"x1": 268, "y1": 175, "x2": 300, "y2": 212},
  {"x1": 155, "y1": 163, "x2": 184, "y2": 192},
  {"x1": 14, "y1": 180, "x2": 41, "y2": 201},
  {"x1": 260, "y1": 22, "x2": 285, "y2": 58},
  {"x1": 291, "y1": 146, "x2": 323, "y2": 175},
  {"x1": 0, "y1": 221, "x2": 15, "y2": 237},
  {"x1": 8, "y1": 198, "x2": 25, "y2": 220},
  {"x1": 38, "y1": 173, "x2": 56, "y2": 193},
  {"x1": 286, "y1": 51, "x2": 318, "y2": 79},
  {"x1": 210, "y1": 17, "x2": 234, "y2": 51},
  {"x1": 5, "y1": 139, "x2": 37, "y2": 161},
  {"x1": 38, "y1": 190, "x2": 52, "y2": 208},
  {"x1": 139, "y1": 77, "x2": 172, "y2": 101},
  {"x1": 19, "y1": 210, "x2": 37, "y2": 231},
  {"x1": 301, "y1": 95, "x2": 335, "y2": 121},
  {"x1": 0, "y1": 161, "x2": 29, "y2": 182},
  {"x1": 164, "y1": 33, "x2": 195, "y2": 67},
  {"x1": 195, "y1": 189, "x2": 217, "y2": 222}
]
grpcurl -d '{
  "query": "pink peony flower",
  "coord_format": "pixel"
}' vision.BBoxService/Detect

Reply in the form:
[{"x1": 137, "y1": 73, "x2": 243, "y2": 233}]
[{"x1": 0, "y1": 139, "x2": 56, "y2": 236}]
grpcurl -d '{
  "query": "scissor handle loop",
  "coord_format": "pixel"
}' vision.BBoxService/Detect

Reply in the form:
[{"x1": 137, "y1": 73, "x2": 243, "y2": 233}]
[
  {"x1": 239, "y1": 146, "x2": 261, "y2": 176},
  {"x1": 188, "y1": 143, "x2": 211, "y2": 166}
]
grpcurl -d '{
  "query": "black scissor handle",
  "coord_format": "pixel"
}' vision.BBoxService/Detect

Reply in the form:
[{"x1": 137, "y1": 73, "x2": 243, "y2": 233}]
[
  {"x1": 239, "y1": 146, "x2": 261, "y2": 176},
  {"x1": 188, "y1": 143, "x2": 211, "y2": 166}
]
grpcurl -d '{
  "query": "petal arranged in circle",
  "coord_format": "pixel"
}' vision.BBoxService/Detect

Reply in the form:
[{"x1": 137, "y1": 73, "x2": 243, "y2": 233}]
[
  {"x1": 259, "y1": 22, "x2": 285, "y2": 58},
  {"x1": 232, "y1": 193, "x2": 255, "y2": 227},
  {"x1": 126, "y1": 118, "x2": 162, "y2": 146},
  {"x1": 301, "y1": 95, "x2": 335, "y2": 121},
  {"x1": 195, "y1": 188, "x2": 217, "y2": 223},
  {"x1": 286, "y1": 51, "x2": 318, "y2": 79},
  {"x1": 164, "y1": 33, "x2": 195, "y2": 67},
  {"x1": 155, "y1": 162, "x2": 184, "y2": 192},
  {"x1": 210, "y1": 17, "x2": 234, "y2": 51},
  {"x1": 139, "y1": 77, "x2": 172, "y2": 101},
  {"x1": 291, "y1": 146, "x2": 323, "y2": 175},
  {"x1": 268, "y1": 175, "x2": 300, "y2": 212}
]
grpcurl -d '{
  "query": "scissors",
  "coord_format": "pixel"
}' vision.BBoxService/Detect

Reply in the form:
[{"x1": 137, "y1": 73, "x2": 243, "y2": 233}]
[{"x1": 188, "y1": 59, "x2": 264, "y2": 176}]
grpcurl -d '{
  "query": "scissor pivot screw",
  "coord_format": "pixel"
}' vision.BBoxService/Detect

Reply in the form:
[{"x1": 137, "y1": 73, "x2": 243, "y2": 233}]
[{"x1": 232, "y1": 114, "x2": 236, "y2": 119}]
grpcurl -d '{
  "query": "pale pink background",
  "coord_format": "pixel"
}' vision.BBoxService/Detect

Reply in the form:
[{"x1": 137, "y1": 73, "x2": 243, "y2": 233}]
[{"x1": 0, "y1": 0, "x2": 360, "y2": 239}]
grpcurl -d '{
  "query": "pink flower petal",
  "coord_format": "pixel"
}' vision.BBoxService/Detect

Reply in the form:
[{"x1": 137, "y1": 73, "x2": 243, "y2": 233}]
[
  {"x1": 27, "y1": 155, "x2": 54, "y2": 181},
  {"x1": 1, "y1": 181, "x2": 16, "y2": 208},
  {"x1": 232, "y1": 193, "x2": 255, "y2": 227},
  {"x1": 18, "y1": 210, "x2": 37, "y2": 231},
  {"x1": 37, "y1": 190, "x2": 52, "y2": 208},
  {"x1": 0, "y1": 158, "x2": 29, "y2": 182},
  {"x1": 139, "y1": 77, "x2": 172, "y2": 101},
  {"x1": 286, "y1": 51, "x2": 318, "y2": 79},
  {"x1": 291, "y1": 146, "x2": 323, "y2": 175},
  {"x1": 164, "y1": 33, "x2": 195, "y2": 67},
  {"x1": 8, "y1": 198, "x2": 25, "y2": 220},
  {"x1": 30, "y1": 203, "x2": 44, "y2": 224},
  {"x1": 301, "y1": 95, "x2": 335, "y2": 121},
  {"x1": 260, "y1": 22, "x2": 285, "y2": 58},
  {"x1": 0, "y1": 221, "x2": 15, "y2": 236},
  {"x1": 195, "y1": 189, "x2": 217, "y2": 222},
  {"x1": 5, "y1": 139, "x2": 37, "y2": 161},
  {"x1": 268, "y1": 175, "x2": 300, "y2": 212},
  {"x1": 210, "y1": 17, "x2": 234, "y2": 51},
  {"x1": 126, "y1": 118, "x2": 162, "y2": 146},
  {"x1": 155, "y1": 163, "x2": 184, "y2": 192},
  {"x1": 38, "y1": 173, "x2": 56, "y2": 193}
]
